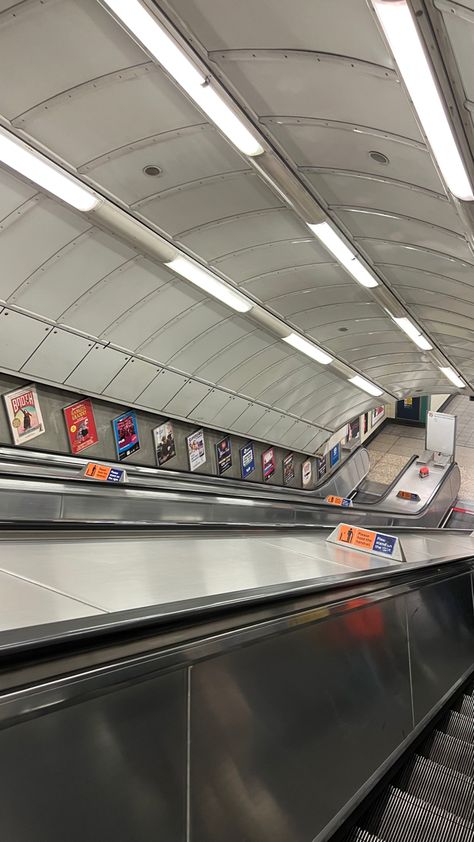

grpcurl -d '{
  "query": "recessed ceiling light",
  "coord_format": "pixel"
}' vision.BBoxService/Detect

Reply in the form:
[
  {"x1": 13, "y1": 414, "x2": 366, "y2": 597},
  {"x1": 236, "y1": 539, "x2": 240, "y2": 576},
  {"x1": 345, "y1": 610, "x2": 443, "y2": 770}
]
[
  {"x1": 143, "y1": 164, "x2": 162, "y2": 176},
  {"x1": 369, "y1": 150, "x2": 389, "y2": 165}
]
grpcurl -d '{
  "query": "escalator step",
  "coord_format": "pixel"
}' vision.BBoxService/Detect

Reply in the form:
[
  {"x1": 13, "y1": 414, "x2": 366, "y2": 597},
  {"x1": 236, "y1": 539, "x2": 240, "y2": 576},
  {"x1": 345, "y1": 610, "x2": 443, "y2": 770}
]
[
  {"x1": 460, "y1": 695, "x2": 474, "y2": 720},
  {"x1": 397, "y1": 754, "x2": 474, "y2": 822},
  {"x1": 364, "y1": 786, "x2": 473, "y2": 842},
  {"x1": 349, "y1": 830, "x2": 385, "y2": 842},
  {"x1": 423, "y1": 730, "x2": 474, "y2": 778},
  {"x1": 445, "y1": 711, "x2": 474, "y2": 745}
]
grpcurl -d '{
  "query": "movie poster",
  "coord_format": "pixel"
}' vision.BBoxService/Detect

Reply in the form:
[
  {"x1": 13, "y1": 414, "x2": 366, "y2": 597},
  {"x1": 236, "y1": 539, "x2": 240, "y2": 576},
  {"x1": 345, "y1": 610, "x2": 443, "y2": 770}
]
[
  {"x1": 187, "y1": 428, "x2": 206, "y2": 472},
  {"x1": 4, "y1": 384, "x2": 45, "y2": 446},
  {"x1": 302, "y1": 459, "x2": 312, "y2": 487},
  {"x1": 216, "y1": 436, "x2": 232, "y2": 475},
  {"x1": 371, "y1": 405, "x2": 385, "y2": 426},
  {"x1": 240, "y1": 442, "x2": 255, "y2": 479},
  {"x1": 112, "y1": 410, "x2": 140, "y2": 461},
  {"x1": 363, "y1": 413, "x2": 369, "y2": 435},
  {"x1": 153, "y1": 420, "x2": 176, "y2": 467},
  {"x1": 347, "y1": 417, "x2": 360, "y2": 442},
  {"x1": 283, "y1": 452, "x2": 295, "y2": 485},
  {"x1": 63, "y1": 398, "x2": 98, "y2": 454},
  {"x1": 317, "y1": 454, "x2": 327, "y2": 480},
  {"x1": 262, "y1": 447, "x2": 275, "y2": 482}
]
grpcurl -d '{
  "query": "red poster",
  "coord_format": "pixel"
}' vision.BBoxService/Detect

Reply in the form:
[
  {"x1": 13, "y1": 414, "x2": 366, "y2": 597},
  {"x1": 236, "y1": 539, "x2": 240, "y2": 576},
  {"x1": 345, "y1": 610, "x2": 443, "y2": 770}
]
[{"x1": 63, "y1": 398, "x2": 99, "y2": 454}]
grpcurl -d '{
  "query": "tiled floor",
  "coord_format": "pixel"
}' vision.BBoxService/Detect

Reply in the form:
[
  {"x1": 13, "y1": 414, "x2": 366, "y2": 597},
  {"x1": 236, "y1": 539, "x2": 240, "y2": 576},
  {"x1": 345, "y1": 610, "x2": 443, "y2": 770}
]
[{"x1": 366, "y1": 402, "x2": 474, "y2": 500}]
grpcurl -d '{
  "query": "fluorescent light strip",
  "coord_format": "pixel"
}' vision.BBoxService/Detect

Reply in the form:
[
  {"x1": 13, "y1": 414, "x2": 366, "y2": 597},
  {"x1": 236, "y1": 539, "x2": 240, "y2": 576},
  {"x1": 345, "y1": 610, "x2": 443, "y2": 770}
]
[
  {"x1": 349, "y1": 375, "x2": 384, "y2": 397},
  {"x1": 373, "y1": 0, "x2": 474, "y2": 201},
  {"x1": 392, "y1": 316, "x2": 432, "y2": 350},
  {"x1": 102, "y1": 0, "x2": 263, "y2": 157},
  {"x1": 439, "y1": 366, "x2": 465, "y2": 388},
  {"x1": 307, "y1": 222, "x2": 378, "y2": 288},
  {"x1": 283, "y1": 333, "x2": 333, "y2": 365},
  {"x1": 0, "y1": 127, "x2": 99, "y2": 212},
  {"x1": 165, "y1": 256, "x2": 252, "y2": 313}
]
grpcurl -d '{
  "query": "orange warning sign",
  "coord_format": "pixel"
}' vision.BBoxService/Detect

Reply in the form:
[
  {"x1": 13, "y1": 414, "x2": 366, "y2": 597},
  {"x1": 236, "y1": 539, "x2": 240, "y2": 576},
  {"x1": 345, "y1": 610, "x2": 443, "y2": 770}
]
[
  {"x1": 85, "y1": 462, "x2": 111, "y2": 481},
  {"x1": 337, "y1": 524, "x2": 376, "y2": 550},
  {"x1": 326, "y1": 495, "x2": 352, "y2": 508}
]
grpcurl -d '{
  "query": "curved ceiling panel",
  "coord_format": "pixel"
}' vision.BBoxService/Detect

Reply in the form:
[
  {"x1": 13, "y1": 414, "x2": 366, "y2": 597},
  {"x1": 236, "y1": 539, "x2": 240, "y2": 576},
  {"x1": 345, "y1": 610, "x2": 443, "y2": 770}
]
[{"x1": 0, "y1": 0, "x2": 471, "y2": 455}]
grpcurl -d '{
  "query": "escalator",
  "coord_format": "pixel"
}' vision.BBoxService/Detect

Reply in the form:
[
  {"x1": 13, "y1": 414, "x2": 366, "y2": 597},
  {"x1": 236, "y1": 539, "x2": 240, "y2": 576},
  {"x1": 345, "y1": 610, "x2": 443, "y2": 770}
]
[
  {"x1": 346, "y1": 685, "x2": 474, "y2": 842},
  {"x1": 444, "y1": 502, "x2": 474, "y2": 531}
]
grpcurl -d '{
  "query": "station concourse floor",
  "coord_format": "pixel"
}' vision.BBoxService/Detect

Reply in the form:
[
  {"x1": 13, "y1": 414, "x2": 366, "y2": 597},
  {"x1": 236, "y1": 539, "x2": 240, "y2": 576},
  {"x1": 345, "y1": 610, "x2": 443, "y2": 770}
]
[{"x1": 366, "y1": 396, "x2": 474, "y2": 501}]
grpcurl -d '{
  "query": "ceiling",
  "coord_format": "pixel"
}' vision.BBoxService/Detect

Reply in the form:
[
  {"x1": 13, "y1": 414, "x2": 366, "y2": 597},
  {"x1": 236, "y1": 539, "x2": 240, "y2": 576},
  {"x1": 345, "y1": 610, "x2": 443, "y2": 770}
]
[{"x1": 0, "y1": 0, "x2": 472, "y2": 453}]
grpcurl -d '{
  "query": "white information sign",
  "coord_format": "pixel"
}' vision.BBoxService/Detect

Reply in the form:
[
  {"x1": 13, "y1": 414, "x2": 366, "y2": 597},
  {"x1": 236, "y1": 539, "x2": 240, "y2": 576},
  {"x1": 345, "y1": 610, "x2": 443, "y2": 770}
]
[{"x1": 426, "y1": 411, "x2": 456, "y2": 458}]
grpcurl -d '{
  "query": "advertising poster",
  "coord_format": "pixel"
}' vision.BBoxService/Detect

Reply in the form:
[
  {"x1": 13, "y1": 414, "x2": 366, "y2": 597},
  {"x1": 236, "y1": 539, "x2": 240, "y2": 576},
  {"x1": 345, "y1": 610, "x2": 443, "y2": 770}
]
[
  {"x1": 330, "y1": 443, "x2": 340, "y2": 468},
  {"x1": 371, "y1": 406, "x2": 385, "y2": 426},
  {"x1": 317, "y1": 454, "x2": 327, "y2": 480},
  {"x1": 153, "y1": 420, "x2": 176, "y2": 467},
  {"x1": 216, "y1": 436, "x2": 232, "y2": 475},
  {"x1": 63, "y1": 398, "x2": 98, "y2": 455},
  {"x1": 347, "y1": 417, "x2": 360, "y2": 442},
  {"x1": 363, "y1": 413, "x2": 369, "y2": 435},
  {"x1": 283, "y1": 452, "x2": 295, "y2": 485},
  {"x1": 262, "y1": 447, "x2": 275, "y2": 482},
  {"x1": 112, "y1": 410, "x2": 140, "y2": 461},
  {"x1": 240, "y1": 442, "x2": 255, "y2": 479},
  {"x1": 187, "y1": 428, "x2": 206, "y2": 472},
  {"x1": 302, "y1": 459, "x2": 312, "y2": 487},
  {"x1": 4, "y1": 384, "x2": 45, "y2": 446}
]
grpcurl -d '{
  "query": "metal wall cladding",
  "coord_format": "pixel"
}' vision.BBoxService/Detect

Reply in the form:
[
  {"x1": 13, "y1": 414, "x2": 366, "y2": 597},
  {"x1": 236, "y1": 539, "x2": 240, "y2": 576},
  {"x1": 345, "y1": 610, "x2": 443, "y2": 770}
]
[
  {"x1": 0, "y1": 668, "x2": 187, "y2": 842},
  {"x1": 189, "y1": 597, "x2": 412, "y2": 842},
  {"x1": 407, "y1": 572, "x2": 474, "y2": 725}
]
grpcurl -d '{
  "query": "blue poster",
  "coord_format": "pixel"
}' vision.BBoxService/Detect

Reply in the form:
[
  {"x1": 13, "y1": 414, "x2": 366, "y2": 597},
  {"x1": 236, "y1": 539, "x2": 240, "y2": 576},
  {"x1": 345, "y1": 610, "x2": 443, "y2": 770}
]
[
  {"x1": 112, "y1": 410, "x2": 140, "y2": 461},
  {"x1": 240, "y1": 442, "x2": 255, "y2": 478},
  {"x1": 373, "y1": 533, "x2": 397, "y2": 556},
  {"x1": 330, "y1": 443, "x2": 340, "y2": 467}
]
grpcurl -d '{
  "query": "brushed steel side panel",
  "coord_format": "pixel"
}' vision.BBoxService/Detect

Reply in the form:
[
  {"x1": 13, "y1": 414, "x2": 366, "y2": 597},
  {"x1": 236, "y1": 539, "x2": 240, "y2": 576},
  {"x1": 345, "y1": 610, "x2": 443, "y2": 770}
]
[
  {"x1": 190, "y1": 597, "x2": 411, "y2": 842},
  {"x1": 407, "y1": 572, "x2": 474, "y2": 725},
  {"x1": 0, "y1": 668, "x2": 187, "y2": 842}
]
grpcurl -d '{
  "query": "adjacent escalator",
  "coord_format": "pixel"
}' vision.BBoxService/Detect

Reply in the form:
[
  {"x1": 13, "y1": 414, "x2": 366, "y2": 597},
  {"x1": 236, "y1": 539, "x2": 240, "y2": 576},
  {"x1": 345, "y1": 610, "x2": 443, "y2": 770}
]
[
  {"x1": 445, "y1": 502, "x2": 474, "y2": 530},
  {"x1": 346, "y1": 686, "x2": 474, "y2": 842}
]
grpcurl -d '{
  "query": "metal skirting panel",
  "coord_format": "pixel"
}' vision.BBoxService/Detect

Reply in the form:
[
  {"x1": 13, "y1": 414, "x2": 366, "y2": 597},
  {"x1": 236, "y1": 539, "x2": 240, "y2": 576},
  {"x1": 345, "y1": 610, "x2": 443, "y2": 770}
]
[
  {"x1": 0, "y1": 667, "x2": 188, "y2": 842},
  {"x1": 189, "y1": 597, "x2": 412, "y2": 842},
  {"x1": 407, "y1": 572, "x2": 474, "y2": 725}
]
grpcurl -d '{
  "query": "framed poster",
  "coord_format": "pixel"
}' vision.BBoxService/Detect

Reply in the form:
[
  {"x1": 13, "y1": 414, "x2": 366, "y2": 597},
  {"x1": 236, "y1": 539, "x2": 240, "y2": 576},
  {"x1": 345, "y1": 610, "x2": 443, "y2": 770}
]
[
  {"x1": 63, "y1": 398, "x2": 98, "y2": 454},
  {"x1": 153, "y1": 420, "x2": 176, "y2": 467},
  {"x1": 302, "y1": 458, "x2": 312, "y2": 487},
  {"x1": 262, "y1": 447, "x2": 275, "y2": 482},
  {"x1": 187, "y1": 428, "x2": 206, "y2": 472},
  {"x1": 347, "y1": 417, "x2": 360, "y2": 442},
  {"x1": 330, "y1": 443, "x2": 340, "y2": 468},
  {"x1": 363, "y1": 412, "x2": 369, "y2": 435},
  {"x1": 112, "y1": 410, "x2": 140, "y2": 461},
  {"x1": 317, "y1": 454, "x2": 327, "y2": 480},
  {"x1": 4, "y1": 384, "x2": 45, "y2": 446},
  {"x1": 216, "y1": 435, "x2": 232, "y2": 475},
  {"x1": 283, "y1": 452, "x2": 295, "y2": 485},
  {"x1": 371, "y1": 406, "x2": 385, "y2": 426},
  {"x1": 240, "y1": 442, "x2": 255, "y2": 479}
]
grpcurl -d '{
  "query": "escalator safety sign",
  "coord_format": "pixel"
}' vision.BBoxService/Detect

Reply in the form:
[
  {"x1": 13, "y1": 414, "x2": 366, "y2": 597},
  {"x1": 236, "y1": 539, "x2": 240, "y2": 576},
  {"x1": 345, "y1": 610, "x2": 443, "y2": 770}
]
[
  {"x1": 83, "y1": 463, "x2": 126, "y2": 483},
  {"x1": 326, "y1": 495, "x2": 353, "y2": 507},
  {"x1": 327, "y1": 524, "x2": 403, "y2": 561}
]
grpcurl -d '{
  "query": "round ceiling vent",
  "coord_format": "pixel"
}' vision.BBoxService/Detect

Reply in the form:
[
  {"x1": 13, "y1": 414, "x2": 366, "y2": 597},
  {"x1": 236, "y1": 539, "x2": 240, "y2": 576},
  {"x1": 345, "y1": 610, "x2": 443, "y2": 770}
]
[
  {"x1": 143, "y1": 164, "x2": 162, "y2": 177},
  {"x1": 369, "y1": 150, "x2": 389, "y2": 165}
]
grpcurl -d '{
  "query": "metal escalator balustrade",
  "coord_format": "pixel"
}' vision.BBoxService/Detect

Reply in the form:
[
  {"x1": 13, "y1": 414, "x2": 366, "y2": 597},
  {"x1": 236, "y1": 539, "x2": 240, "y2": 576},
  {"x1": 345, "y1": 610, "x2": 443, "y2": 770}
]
[{"x1": 348, "y1": 687, "x2": 474, "y2": 842}]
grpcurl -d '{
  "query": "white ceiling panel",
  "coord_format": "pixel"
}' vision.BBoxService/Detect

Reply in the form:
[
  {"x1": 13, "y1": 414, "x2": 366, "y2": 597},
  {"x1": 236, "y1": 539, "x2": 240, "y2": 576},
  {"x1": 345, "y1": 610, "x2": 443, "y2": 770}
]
[
  {"x1": 178, "y1": 209, "x2": 306, "y2": 259},
  {"x1": 102, "y1": 279, "x2": 204, "y2": 349},
  {"x1": 241, "y1": 264, "x2": 351, "y2": 300},
  {"x1": 221, "y1": 345, "x2": 288, "y2": 393},
  {"x1": 383, "y1": 266, "x2": 474, "y2": 302},
  {"x1": 231, "y1": 403, "x2": 267, "y2": 434},
  {"x1": 21, "y1": 328, "x2": 92, "y2": 383},
  {"x1": 199, "y1": 333, "x2": 273, "y2": 382},
  {"x1": 215, "y1": 241, "x2": 331, "y2": 284},
  {"x1": 104, "y1": 359, "x2": 160, "y2": 403},
  {"x1": 168, "y1": 316, "x2": 252, "y2": 372},
  {"x1": 266, "y1": 414, "x2": 301, "y2": 442},
  {"x1": 247, "y1": 409, "x2": 285, "y2": 439},
  {"x1": 438, "y1": 3, "x2": 474, "y2": 103},
  {"x1": 81, "y1": 125, "x2": 247, "y2": 204},
  {"x1": 0, "y1": 197, "x2": 88, "y2": 300},
  {"x1": 169, "y1": 0, "x2": 388, "y2": 63},
  {"x1": 15, "y1": 66, "x2": 201, "y2": 165},
  {"x1": 265, "y1": 285, "x2": 366, "y2": 318},
  {"x1": 11, "y1": 230, "x2": 135, "y2": 318},
  {"x1": 262, "y1": 120, "x2": 442, "y2": 192},
  {"x1": 342, "y1": 212, "x2": 471, "y2": 262},
  {"x1": 165, "y1": 378, "x2": 212, "y2": 417},
  {"x1": 141, "y1": 172, "x2": 281, "y2": 236},
  {"x1": 294, "y1": 302, "x2": 382, "y2": 332},
  {"x1": 137, "y1": 369, "x2": 188, "y2": 411},
  {"x1": 65, "y1": 345, "x2": 130, "y2": 393},
  {"x1": 0, "y1": 310, "x2": 51, "y2": 369},
  {"x1": 308, "y1": 172, "x2": 457, "y2": 231},
  {"x1": 190, "y1": 388, "x2": 234, "y2": 426},
  {"x1": 0, "y1": 0, "x2": 145, "y2": 118},
  {"x1": 0, "y1": 170, "x2": 37, "y2": 222},
  {"x1": 140, "y1": 301, "x2": 229, "y2": 362},
  {"x1": 62, "y1": 256, "x2": 166, "y2": 337},
  {"x1": 213, "y1": 54, "x2": 420, "y2": 139},
  {"x1": 364, "y1": 241, "x2": 474, "y2": 281},
  {"x1": 210, "y1": 395, "x2": 251, "y2": 428}
]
